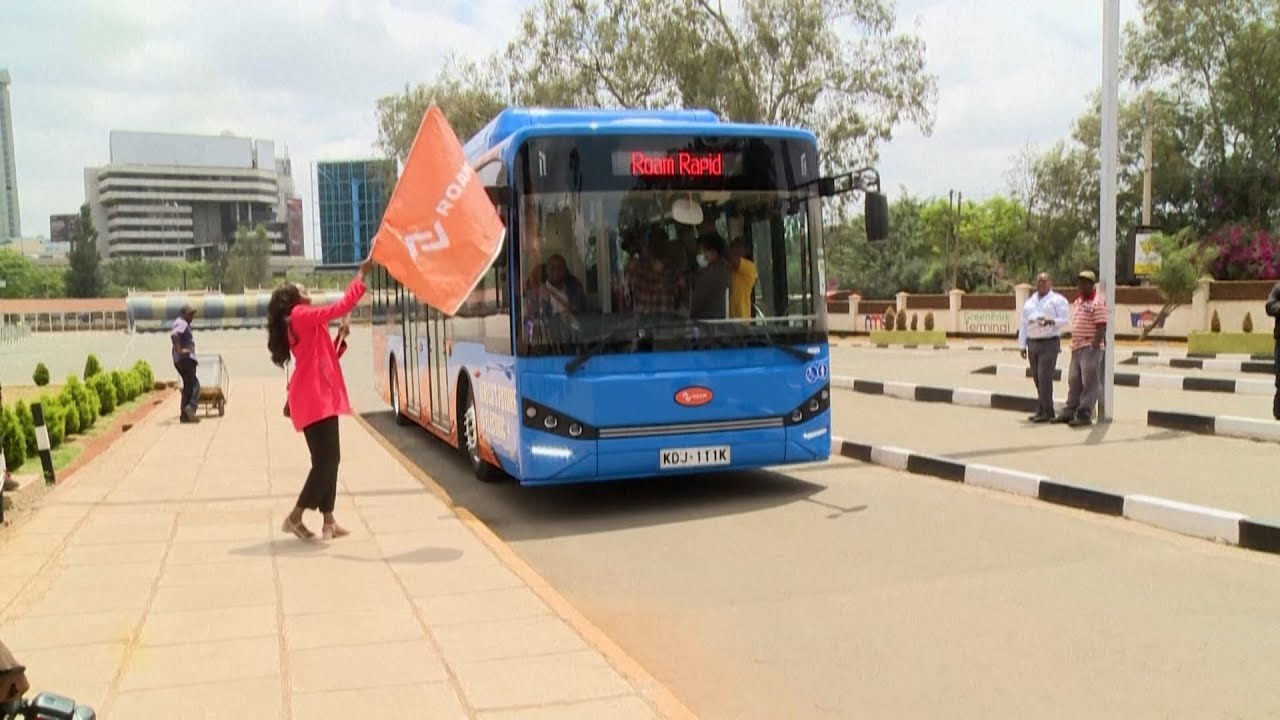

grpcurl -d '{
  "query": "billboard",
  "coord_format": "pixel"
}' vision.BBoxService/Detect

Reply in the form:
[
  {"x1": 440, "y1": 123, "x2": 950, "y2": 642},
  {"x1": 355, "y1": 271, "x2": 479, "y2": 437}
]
[
  {"x1": 1133, "y1": 225, "x2": 1161, "y2": 278},
  {"x1": 287, "y1": 197, "x2": 304, "y2": 256},
  {"x1": 49, "y1": 213, "x2": 82, "y2": 245}
]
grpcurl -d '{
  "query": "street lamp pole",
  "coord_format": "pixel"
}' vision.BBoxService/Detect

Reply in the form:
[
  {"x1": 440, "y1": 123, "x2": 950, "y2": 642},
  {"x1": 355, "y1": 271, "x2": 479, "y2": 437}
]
[{"x1": 1099, "y1": 0, "x2": 1120, "y2": 421}]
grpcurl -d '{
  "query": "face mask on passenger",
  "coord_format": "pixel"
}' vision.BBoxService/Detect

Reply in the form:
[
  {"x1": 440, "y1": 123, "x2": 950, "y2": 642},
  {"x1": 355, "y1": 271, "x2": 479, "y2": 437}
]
[{"x1": 696, "y1": 252, "x2": 709, "y2": 268}]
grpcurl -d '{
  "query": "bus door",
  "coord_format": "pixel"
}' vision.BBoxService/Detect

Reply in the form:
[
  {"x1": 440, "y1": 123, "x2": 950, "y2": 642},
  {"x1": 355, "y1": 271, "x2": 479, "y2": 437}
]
[
  {"x1": 427, "y1": 307, "x2": 450, "y2": 428},
  {"x1": 402, "y1": 294, "x2": 424, "y2": 420}
]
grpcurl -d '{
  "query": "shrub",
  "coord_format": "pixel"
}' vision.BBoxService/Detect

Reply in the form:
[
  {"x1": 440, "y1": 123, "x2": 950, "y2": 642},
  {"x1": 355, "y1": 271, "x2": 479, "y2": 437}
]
[
  {"x1": 1207, "y1": 224, "x2": 1280, "y2": 281},
  {"x1": 38, "y1": 396, "x2": 65, "y2": 449},
  {"x1": 91, "y1": 373, "x2": 117, "y2": 415},
  {"x1": 895, "y1": 309, "x2": 907, "y2": 330},
  {"x1": 62, "y1": 397, "x2": 81, "y2": 436},
  {"x1": 111, "y1": 370, "x2": 129, "y2": 404},
  {"x1": 1211, "y1": 310, "x2": 1222, "y2": 333},
  {"x1": 132, "y1": 360, "x2": 155, "y2": 390},
  {"x1": 1, "y1": 405, "x2": 25, "y2": 471},
  {"x1": 32, "y1": 362, "x2": 50, "y2": 387},
  {"x1": 124, "y1": 370, "x2": 142, "y2": 402},
  {"x1": 80, "y1": 378, "x2": 100, "y2": 427},
  {"x1": 924, "y1": 311, "x2": 935, "y2": 331},
  {"x1": 84, "y1": 354, "x2": 103, "y2": 380},
  {"x1": 1243, "y1": 312, "x2": 1254, "y2": 333},
  {"x1": 910, "y1": 313, "x2": 919, "y2": 331},
  {"x1": 15, "y1": 400, "x2": 34, "y2": 456},
  {"x1": 62, "y1": 376, "x2": 98, "y2": 432}
]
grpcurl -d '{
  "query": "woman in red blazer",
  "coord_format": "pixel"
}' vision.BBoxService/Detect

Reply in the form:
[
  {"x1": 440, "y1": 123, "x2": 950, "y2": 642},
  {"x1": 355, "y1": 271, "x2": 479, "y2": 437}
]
[{"x1": 267, "y1": 258, "x2": 372, "y2": 541}]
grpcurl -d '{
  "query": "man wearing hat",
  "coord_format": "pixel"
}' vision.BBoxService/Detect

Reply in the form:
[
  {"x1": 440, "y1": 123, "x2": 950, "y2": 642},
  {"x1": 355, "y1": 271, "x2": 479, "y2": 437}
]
[
  {"x1": 171, "y1": 304, "x2": 200, "y2": 423},
  {"x1": 1055, "y1": 270, "x2": 1108, "y2": 426}
]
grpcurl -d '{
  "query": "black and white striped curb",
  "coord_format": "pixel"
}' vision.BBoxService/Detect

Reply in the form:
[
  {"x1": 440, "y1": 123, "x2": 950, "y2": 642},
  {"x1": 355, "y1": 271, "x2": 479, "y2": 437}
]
[
  {"x1": 975, "y1": 364, "x2": 1273, "y2": 396},
  {"x1": 1121, "y1": 355, "x2": 1273, "y2": 375},
  {"x1": 832, "y1": 436, "x2": 1280, "y2": 555},
  {"x1": 832, "y1": 375, "x2": 1056, "y2": 415},
  {"x1": 1131, "y1": 349, "x2": 1275, "y2": 361},
  {"x1": 1147, "y1": 410, "x2": 1280, "y2": 443}
]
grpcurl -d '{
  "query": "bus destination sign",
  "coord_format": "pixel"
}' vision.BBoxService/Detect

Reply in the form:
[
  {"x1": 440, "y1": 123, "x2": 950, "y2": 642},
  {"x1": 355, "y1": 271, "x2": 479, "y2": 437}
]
[{"x1": 613, "y1": 150, "x2": 743, "y2": 179}]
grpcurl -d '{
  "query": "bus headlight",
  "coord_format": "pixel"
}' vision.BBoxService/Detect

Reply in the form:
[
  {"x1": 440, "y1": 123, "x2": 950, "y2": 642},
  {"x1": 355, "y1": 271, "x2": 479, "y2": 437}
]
[
  {"x1": 522, "y1": 398, "x2": 598, "y2": 440},
  {"x1": 785, "y1": 384, "x2": 831, "y2": 426}
]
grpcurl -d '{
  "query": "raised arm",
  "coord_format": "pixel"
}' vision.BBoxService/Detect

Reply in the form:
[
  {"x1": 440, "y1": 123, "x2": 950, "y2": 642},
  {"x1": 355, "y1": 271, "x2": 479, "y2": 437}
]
[{"x1": 291, "y1": 261, "x2": 372, "y2": 328}]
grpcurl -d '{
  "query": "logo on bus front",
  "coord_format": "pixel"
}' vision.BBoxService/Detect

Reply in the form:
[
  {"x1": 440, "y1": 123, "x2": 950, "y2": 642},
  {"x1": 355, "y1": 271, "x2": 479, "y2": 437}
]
[{"x1": 674, "y1": 387, "x2": 713, "y2": 407}]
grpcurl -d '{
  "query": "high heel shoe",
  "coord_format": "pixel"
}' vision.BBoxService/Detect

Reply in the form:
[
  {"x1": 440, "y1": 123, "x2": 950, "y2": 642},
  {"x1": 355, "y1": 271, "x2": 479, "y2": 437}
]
[{"x1": 281, "y1": 517, "x2": 316, "y2": 541}]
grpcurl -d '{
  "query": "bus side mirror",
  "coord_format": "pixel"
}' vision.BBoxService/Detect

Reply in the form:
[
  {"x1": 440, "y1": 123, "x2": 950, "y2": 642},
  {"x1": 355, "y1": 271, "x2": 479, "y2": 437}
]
[{"x1": 865, "y1": 192, "x2": 889, "y2": 242}]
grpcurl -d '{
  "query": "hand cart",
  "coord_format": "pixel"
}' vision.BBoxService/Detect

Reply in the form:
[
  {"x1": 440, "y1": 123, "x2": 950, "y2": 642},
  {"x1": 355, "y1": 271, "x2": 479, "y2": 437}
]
[{"x1": 193, "y1": 353, "x2": 230, "y2": 417}]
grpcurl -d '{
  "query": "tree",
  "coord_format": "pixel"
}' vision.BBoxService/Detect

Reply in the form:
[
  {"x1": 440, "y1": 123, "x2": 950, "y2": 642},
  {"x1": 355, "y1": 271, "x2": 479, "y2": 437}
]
[
  {"x1": 1141, "y1": 227, "x2": 1218, "y2": 340},
  {"x1": 1124, "y1": 0, "x2": 1280, "y2": 228},
  {"x1": 375, "y1": 0, "x2": 938, "y2": 173},
  {"x1": 64, "y1": 203, "x2": 104, "y2": 298},
  {"x1": 224, "y1": 224, "x2": 271, "y2": 291},
  {"x1": 374, "y1": 54, "x2": 508, "y2": 166}
]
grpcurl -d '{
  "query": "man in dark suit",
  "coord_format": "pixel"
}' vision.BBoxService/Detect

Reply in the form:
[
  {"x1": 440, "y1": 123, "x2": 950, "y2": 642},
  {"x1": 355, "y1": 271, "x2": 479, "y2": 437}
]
[{"x1": 1265, "y1": 282, "x2": 1280, "y2": 419}]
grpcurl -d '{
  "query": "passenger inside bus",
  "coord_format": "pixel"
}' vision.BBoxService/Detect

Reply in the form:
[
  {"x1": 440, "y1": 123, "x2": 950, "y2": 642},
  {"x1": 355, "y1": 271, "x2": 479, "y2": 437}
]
[
  {"x1": 624, "y1": 225, "x2": 675, "y2": 314},
  {"x1": 690, "y1": 231, "x2": 731, "y2": 320},
  {"x1": 727, "y1": 238, "x2": 758, "y2": 319},
  {"x1": 530, "y1": 253, "x2": 588, "y2": 318}
]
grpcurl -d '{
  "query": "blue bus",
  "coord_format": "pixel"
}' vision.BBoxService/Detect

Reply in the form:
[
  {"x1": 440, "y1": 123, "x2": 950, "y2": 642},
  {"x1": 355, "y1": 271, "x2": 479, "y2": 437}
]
[{"x1": 370, "y1": 107, "x2": 888, "y2": 484}]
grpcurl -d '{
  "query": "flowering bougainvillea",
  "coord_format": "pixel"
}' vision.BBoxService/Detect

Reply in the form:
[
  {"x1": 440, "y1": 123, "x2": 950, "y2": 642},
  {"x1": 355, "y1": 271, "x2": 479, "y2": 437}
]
[{"x1": 1206, "y1": 224, "x2": 1280, "y2": 281}]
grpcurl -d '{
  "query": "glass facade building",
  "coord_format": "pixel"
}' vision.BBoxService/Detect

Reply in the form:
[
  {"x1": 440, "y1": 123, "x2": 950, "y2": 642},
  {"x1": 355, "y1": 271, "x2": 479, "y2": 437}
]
[{"x1": 316, "y1": 159, "x2": 394, "y2": 265}]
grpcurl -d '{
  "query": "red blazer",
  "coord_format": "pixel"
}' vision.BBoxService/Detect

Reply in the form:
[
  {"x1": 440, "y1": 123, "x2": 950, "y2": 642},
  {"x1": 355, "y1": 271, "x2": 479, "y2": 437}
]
[{"x1": 286, "y1": 277, "x2": 366, "y2": 431}]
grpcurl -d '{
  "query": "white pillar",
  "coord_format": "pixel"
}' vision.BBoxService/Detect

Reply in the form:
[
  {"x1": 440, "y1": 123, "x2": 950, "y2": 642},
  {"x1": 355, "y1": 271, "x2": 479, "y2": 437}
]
[{"x1": 1099, "y1": 0, "x2": 1120, "y2": 421}]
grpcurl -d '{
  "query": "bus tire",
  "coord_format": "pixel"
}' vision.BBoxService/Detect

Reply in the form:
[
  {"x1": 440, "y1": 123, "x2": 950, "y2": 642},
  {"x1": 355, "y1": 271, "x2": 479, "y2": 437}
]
[
  {"x1": 390, "y1": 359, "x2": 410, "y2": 426},
  {"x1": 458, "y1": 380, "x2": 501, "y2": 483}
]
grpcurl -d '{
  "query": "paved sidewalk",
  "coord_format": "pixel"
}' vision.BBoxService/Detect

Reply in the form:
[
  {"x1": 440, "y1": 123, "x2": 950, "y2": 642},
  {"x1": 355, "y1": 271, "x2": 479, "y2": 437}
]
[{"x1": 0, "y1": 378, "x2": 677, "y2": 719}]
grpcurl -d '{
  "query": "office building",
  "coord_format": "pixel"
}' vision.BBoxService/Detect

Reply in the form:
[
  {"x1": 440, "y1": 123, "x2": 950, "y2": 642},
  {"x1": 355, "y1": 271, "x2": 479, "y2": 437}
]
[
  {"x1": 0, "y1": 70, "x2": 21, "y2": 240},
  {"x1": 84, "y1": 130, "x2": 302, "y2": 260},
  {"x1": 316, "y1": 159, "x2": 394, "y2": 265}
]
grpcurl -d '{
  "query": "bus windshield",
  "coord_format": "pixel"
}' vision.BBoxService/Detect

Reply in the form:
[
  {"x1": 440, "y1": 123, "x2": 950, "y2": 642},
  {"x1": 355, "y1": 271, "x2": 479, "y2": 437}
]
[{"x1": 514, "y1": 134, "x2": 823, "y2": 359}]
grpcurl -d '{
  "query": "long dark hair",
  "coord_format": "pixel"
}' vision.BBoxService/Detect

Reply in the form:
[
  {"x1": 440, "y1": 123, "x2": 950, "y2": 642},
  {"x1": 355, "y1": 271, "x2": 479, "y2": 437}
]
[{"x1": 267, "y1": 283, "x2": 303, "y2": 367}]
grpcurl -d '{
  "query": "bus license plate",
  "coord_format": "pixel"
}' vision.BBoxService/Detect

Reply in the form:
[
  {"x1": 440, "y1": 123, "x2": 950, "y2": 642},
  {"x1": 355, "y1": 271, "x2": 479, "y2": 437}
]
[{"x1": 659, "y1": 446, "x2": 731, "y2": 469}]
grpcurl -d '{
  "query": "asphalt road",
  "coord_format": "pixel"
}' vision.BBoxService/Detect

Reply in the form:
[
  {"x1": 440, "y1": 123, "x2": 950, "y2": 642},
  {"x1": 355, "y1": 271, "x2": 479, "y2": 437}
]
[{"x1": 360, "y1": 408, "x2": 1280, "y2": 719}]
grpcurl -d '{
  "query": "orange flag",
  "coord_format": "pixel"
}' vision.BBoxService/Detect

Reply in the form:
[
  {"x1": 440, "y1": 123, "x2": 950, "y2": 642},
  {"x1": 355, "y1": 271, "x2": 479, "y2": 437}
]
[{"x1": 371, "y1": 105, "x2": 505, "y2": 316}]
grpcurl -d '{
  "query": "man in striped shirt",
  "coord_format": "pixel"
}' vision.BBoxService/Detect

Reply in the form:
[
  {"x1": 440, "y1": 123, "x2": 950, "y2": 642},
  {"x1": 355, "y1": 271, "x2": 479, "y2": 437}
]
[{"x1": 1055, "y1": 270, "x2": 1108, "y2": 426}]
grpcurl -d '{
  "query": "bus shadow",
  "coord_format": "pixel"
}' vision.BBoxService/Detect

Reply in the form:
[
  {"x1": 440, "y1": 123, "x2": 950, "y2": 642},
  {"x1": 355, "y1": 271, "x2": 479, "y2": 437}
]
[{"x1": 360, "y1": 410, "x2": 830, "y2": 542}]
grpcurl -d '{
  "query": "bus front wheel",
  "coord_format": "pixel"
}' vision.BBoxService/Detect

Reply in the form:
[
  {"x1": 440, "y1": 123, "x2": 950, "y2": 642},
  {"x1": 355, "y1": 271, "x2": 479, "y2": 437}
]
[{"x1": 459, "y1": 382, "x2": 501, "y2": 483}]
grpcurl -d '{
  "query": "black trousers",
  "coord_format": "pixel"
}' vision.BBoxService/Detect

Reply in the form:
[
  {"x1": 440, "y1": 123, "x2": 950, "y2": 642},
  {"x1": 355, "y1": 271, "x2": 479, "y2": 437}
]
[
  {"x1": 1026, "y1": 337, "x2": 1061, "y2": 417},
  {"x1": 298, "y1": 416, "x2": 341, "y2": 513},
  {"x1": 174, "y1": 358, "x2": 199, "y2": 414}
]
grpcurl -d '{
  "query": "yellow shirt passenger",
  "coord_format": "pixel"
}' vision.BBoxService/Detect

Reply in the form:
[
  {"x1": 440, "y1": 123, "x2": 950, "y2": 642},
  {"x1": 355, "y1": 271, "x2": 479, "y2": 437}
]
[{"x1": 728, "y1": 240, "x2": 757, "y2": 319}]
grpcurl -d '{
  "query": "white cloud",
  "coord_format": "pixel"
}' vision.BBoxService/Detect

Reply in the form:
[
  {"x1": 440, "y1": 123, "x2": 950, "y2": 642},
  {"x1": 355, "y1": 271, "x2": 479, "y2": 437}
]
[
  {"x1": 4, "y1": 0, "x2": 1146, "y2": 251},
  {"x1": 879, "y1": 0, "x2": 1144, "y2": 201},
  {"x1": 1, "y1": 0, "x2": 529, "y2": 251}
]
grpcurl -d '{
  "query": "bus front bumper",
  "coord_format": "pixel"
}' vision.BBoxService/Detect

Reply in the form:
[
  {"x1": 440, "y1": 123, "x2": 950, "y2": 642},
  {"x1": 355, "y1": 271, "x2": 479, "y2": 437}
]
[{"x1": 516, "y1": 413, "x2": 831, "y2": 485}]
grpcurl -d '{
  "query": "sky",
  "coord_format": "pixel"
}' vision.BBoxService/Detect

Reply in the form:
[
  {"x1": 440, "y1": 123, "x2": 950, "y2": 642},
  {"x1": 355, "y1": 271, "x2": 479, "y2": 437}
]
[{"x1": 0, "y1": 0, "x2": 1142, "y2": 257}]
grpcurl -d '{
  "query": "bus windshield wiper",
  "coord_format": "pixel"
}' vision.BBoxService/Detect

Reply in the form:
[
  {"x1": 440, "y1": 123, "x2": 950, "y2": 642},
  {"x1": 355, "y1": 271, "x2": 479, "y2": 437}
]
[
  {"x1": 724, "y1": 319, "x2": 813, "y2": 362},
  {"x1": 564, "y1": 314, "x2": 691, "y2": 374}
]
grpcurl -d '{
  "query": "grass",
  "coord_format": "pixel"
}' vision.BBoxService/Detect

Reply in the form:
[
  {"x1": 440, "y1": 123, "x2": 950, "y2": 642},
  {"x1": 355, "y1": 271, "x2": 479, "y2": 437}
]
[
  {"x1": 11, "y1": 393, "x2": 152, "y2": 474},
  {"x1": 869, "y1": 330, "x2": 948, "y2": 347},
  {"x1": 1187, "y1": 331, "x2": 1274, "y2": 357}
]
